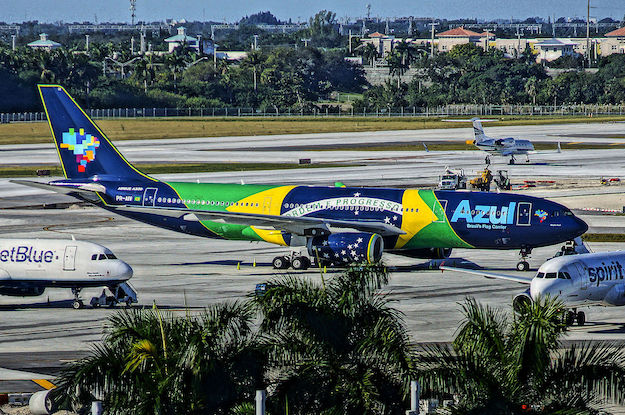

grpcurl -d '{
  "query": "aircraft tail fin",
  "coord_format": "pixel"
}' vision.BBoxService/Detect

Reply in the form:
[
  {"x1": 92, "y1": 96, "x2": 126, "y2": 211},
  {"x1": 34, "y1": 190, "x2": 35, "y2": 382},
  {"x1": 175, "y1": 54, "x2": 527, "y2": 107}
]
[
  {"x1": 471, "y1": 117, "x2": 487, "y2": 143},
  {"x1": 38, "y1": 85, "x2": 153, "y2": 182}
]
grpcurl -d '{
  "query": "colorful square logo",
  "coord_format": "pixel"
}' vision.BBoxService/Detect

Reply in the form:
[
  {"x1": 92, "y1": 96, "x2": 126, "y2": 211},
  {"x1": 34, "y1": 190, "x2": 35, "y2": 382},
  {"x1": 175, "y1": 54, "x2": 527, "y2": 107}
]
[{"x1": 60, "y1": 128, "x2": 101, "y2": 173}]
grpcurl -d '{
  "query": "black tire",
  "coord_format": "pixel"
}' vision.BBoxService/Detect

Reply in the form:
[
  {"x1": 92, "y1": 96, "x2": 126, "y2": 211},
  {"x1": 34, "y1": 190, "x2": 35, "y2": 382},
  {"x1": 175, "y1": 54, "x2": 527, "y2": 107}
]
[
  {"x1": 301, "y1": 256, "x2": 311, "y2": 270},
  {"x1": 273, "y1": 256, "x2": 290, "y2": 269},
  {"x1": 516, "y1": 261, "x2": 529, "y2": 271},
  {"x1": 565, "y1": 311, "x2": 576, "y2": 326},
  {"x1": 72, "y1": 300, "x2": 83, "y2": 310},
  {"x1": 292, "y1": 257, "x2": 306, "y2": 270},
  {"x1": 576, "y1": 311, "x2": 586, "y2": 326}
]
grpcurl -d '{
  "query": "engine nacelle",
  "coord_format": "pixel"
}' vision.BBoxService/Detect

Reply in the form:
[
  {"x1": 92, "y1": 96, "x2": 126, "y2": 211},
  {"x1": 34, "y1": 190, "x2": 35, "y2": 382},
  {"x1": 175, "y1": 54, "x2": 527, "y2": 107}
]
[
  {"x1": 307, "y1": 232, "x2": 384, "y2": 264},
  {"x1": 603, "y1": 284, "x2": 625, "y2": 306},
  {"x1": 0, "y1": 286, "x2": 45, "y2": 297},
  {"x1": 393, "y1": 248, "x2": 453, "y2": 259},
  {"x1": 512, "y1": 290, "x2": 532, "y2": 312}
]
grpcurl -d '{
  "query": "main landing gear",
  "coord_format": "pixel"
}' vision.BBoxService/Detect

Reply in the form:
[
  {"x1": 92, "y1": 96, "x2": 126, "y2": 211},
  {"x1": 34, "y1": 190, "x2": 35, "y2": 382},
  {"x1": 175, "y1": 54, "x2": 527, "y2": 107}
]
[
  {"x1": 516, "y1": 247, "x2": 532, "y2": 271},
  {"x1": 565, "y1": 308, "x2": 586, "y2": 326},
  {"x1": 272, "y1": 252, "x2": 312, "y2": 270}
]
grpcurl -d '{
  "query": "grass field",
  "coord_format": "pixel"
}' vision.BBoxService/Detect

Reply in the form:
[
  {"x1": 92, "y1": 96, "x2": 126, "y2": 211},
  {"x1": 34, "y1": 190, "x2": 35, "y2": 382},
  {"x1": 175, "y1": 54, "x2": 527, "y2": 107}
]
[
  {"x1": 2, "y1": 114, "x2": 625, "y2": 146},
  {"x1": 0, "y1": 162, "x2": 350, "y2": 178},
  {"x1": 582, "y1": 233, "x2": 625, "y2": 242}
]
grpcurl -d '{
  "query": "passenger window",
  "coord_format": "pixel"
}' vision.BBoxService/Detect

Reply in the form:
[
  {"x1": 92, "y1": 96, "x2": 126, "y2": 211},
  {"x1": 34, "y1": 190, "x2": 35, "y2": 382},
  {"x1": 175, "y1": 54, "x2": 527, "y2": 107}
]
[{"x1": 545, "y1": 272, "x2": 557, "y2": 279}]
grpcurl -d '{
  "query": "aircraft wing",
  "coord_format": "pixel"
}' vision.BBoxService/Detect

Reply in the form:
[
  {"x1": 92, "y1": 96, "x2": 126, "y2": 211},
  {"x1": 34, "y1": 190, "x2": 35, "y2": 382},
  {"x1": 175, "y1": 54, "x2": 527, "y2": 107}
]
[
  {"x1": 116, "y1": 205, "x2": 407, "y2": 237},
  {"x1": 440, "y1": 266, "x2": 533, "y2": 284}
]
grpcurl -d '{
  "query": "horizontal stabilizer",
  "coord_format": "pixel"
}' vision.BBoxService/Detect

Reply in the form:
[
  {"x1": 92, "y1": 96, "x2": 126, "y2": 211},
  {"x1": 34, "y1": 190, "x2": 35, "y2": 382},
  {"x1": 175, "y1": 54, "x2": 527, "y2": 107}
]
[
  {"x1": 440, "y1": 265, "x2": 533, "y2": 284},
  {"x1": 10, "y1": 179, "x2": 105, "y2": 194}
]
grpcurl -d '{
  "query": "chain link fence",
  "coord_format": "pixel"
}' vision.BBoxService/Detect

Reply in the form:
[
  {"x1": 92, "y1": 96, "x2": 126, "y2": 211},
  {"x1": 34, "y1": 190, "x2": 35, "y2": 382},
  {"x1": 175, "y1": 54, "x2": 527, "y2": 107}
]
[{"x1": 2, "y1": 104, "x2": 625, "y2": 123}]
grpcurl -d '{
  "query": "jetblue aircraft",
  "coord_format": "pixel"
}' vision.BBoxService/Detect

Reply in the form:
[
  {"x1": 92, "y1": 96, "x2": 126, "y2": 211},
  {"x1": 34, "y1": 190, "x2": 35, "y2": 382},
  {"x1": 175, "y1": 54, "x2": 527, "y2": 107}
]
[
  {"x1": 15, "y1": 85, "x2": 588, "y2": 271},
  {"x1": 0, "y1": 238, "x2": 135, "y2": 309},
  {"x1": 448, "y1": 118, "x2": 559, "y2": 165},
  {"x1": 443, "y1": 249, "x2": 625, "y2": 325}
]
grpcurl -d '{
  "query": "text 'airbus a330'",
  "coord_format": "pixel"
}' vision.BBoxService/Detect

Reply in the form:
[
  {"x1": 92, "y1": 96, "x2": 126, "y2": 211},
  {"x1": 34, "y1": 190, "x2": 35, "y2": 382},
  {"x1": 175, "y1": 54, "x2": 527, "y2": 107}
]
[{"x1": 15, "y1": 85, "x2": 588, "y2": 271}]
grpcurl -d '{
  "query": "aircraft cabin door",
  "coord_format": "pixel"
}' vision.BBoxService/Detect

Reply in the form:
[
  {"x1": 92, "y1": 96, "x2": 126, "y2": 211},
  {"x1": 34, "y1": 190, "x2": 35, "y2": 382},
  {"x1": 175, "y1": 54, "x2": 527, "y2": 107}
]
[
  {"x1": 143, "y1": 188, "x2": 158, "y2": 207},
  {"x1": 516, "y1": 202, "x2": 532, "y2": 226},
  {"x1": 263, "y1": 197, "x2": 272, "y2": 214},
  {"x1": 575, "y1": 263, "x2": 590, "y2": 290},
  {"x1": 63, "y1": 246, "x2": 77, "y2": 271}
]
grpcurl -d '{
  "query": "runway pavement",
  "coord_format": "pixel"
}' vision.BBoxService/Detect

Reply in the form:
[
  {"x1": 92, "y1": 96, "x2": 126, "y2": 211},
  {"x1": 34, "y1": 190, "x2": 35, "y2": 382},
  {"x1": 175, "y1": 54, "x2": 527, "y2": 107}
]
[{"x1": 2, "y1": 121, "x2": 625, "y2": 396}]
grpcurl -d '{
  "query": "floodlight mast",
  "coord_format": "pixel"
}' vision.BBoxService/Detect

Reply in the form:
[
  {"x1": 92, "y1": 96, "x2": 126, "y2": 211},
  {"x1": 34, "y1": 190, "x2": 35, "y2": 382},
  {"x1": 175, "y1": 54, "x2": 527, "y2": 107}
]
[{"x1": 130, "y1": 0, "x2": 137, "y2": 26}]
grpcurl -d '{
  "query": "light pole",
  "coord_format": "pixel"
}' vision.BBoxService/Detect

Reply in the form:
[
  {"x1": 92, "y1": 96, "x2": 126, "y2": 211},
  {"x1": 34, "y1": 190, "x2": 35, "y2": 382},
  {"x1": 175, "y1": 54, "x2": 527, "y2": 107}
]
[
  {"x1": 253, "y1": 34, "x2": 258, "y2": 50},
  {"x1": 428, "y1": 20, "x2": 439, "y2": 58}
]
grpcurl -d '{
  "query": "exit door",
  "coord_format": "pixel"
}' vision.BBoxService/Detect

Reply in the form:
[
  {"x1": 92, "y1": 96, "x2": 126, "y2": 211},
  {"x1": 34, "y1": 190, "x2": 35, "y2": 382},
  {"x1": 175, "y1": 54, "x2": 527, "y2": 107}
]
[
  {"x1": 143, "y1": 188, "x2": 158, "y2": 206},
  {"x1": 63, "y1": 246, "x2": 77, "y2": 271},
  {"x1": 516, "y1": 202, "x2": 532, "y2": 226},
  {"x1": 575, "y1": 263, "x2": 589, "y2": 290},
  {"x1": 263, "y1": 197, "x2": 272, "y2": 214}
]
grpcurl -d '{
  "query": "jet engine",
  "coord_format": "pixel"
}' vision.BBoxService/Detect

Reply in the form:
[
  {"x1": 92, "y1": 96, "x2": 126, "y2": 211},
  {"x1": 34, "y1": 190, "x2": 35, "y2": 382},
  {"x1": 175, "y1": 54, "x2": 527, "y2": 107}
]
[
  {"x1": 307, "y1": 232, "x2": 384, "y2": 264},
  {"x1": 393, "y1": 248, "x2": 453, "y2": 259},
  {"x1": 0, "y1": 286, "x2": 45, "y2": 297},
  {"x1": 495, "y1": 138, "x2": 515, "y2": 146},
  {"x1": 512, "y1": 290, "x2": 532, "y2": 312},
  {"x1": 603, "y1": 284, "x2": 625, "y2": 306}
]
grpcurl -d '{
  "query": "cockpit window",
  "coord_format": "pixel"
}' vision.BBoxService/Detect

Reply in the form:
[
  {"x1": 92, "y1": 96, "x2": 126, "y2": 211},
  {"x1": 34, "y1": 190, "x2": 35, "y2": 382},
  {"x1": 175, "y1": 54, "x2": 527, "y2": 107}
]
[
  {"x1": 91, "y1": 254, "x2": 97, "y2": 261},
  {"x1": 98, "y1": 254, "x2": 106, "y2": 260},
  {"x1": 535, "y1": 272, "x2": 545, "y2": 279},
  {"x1": 545, "y1": 272, "x2": 557, "y2": 279},
  {"x1": 563, "y1": 210, "x2": 573, "y2": 216},
  {"x1": 105, "y1": 254, "x2": 117, "y2": 260},
  {"x1": 557, "y1": 272, "x2": 568, "y2": 279}
]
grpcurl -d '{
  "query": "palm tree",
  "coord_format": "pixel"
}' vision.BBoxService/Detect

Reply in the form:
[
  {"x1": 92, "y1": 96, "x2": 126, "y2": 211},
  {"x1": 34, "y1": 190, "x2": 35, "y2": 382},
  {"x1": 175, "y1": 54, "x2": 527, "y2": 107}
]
[
  {"x1": 254, "y1": 264, "x2": 415, "y2": 414},
  {"x1": 55, "y1": 302, "x2": 264, "y2": 414},
  {"x1": 386, "y1": 51, "x2": 409, "y2": 88},
  {"x1": 362, "y1": 42, "x2": 378, "y2": 67},
  {"x1": 418, "y1": 297, "x2": 625, "y2": 414},
  {"x1": 243, "y1": 50, "x2": 263, "y2": 91}
]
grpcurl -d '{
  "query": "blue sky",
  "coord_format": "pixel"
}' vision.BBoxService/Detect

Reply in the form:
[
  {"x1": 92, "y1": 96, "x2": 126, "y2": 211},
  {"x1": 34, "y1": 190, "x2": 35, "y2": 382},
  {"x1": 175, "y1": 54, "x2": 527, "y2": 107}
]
[{"x1": 3, "y1": 0, "x2": 624, "y2": 23}]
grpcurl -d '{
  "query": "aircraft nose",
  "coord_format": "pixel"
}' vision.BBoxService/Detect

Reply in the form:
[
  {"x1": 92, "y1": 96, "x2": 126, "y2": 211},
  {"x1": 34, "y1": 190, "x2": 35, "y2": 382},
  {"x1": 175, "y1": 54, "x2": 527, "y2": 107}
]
[
  {"x1": 573, "y1": 216, "x2": 588, "y2": 236},
  {"x1": 117, "y1": 261, "x2": 133, "y2": 280}
]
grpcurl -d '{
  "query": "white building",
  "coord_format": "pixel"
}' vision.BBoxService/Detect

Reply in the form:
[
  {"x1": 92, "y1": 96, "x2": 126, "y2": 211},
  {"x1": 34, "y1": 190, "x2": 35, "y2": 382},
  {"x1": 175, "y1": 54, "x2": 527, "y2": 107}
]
[
  {"x1": 164, "y1": 27, "x2": 200, "y2": 53},
  {"x1": 534, "y1": 38, "x2": 579, "y2": 63}
]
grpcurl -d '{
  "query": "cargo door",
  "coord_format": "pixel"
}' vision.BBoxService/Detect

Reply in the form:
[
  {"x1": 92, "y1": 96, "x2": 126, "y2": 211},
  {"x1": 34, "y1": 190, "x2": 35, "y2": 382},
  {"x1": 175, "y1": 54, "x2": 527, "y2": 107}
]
[{"x1": 63, "y1": 246, "x2": 77, "y2": 271}]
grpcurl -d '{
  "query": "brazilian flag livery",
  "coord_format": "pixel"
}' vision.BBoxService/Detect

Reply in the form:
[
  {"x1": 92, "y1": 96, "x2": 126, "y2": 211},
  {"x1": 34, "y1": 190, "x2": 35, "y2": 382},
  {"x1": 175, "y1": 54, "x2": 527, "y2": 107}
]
[{"x1": 29, "y1": 85, "x2": 588, "y2": 263}]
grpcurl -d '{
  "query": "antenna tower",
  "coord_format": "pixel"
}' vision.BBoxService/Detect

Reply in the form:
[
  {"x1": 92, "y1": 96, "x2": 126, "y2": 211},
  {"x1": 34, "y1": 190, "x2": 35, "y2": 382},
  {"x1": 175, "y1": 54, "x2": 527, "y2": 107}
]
[{"x1": 130, "y1": 0, "x2": 137, "y2": 25}]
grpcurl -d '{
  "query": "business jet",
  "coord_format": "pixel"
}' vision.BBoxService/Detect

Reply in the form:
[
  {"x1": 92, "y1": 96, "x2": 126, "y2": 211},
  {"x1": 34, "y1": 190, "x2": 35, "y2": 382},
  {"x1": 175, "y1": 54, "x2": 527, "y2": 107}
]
[
  {"x1": 447, "y1": 118, "x2": 559, "y2": 165},
  {"x1": 0, "y1": 238, "x2": 135, "y2": 309},
  {"x1": 442, "y1": 249, "x2": 625, "y2": 326},
  {"x1": 14, "y1": 86, "x2": 587, "y2": 271}
]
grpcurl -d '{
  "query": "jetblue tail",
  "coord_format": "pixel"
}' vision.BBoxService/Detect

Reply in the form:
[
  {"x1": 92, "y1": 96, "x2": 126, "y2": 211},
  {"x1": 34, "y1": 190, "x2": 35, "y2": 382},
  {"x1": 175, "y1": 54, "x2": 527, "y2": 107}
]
[{"x1": 38, "y1": 85, "x2": 153, "y2": 182}]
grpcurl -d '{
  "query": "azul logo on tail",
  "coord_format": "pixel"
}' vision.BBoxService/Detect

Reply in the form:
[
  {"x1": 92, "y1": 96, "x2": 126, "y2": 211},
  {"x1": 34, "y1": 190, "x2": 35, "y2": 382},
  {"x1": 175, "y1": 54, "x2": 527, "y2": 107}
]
[
  {"x1": 61, "y1": 128, "x2": 100, "y2": 172},
  {"x1": 450, "y1": 200, "x2": 517, "y2": 226}
]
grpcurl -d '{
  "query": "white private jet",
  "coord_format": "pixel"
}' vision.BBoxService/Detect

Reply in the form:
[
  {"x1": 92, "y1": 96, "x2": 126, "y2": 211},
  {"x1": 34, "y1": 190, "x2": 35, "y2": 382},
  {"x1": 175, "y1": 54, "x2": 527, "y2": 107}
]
[
  {"x1": 442, "y1": 249, "x2": 625, "y2": 326},
  {"x1": 0, "y1": 238, "x2": 136, "y2": 309},
  {"x1": 446, "y1": 118, "x2": 560, "y2": 165}
]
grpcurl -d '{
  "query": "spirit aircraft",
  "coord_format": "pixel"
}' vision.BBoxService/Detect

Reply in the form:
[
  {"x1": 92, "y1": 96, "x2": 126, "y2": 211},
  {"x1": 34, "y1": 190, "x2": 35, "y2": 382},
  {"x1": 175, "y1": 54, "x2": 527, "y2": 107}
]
[
  {"x1": 15, "y1": 86, "x2": 588, "y2": 270},
  {"x1": 0, "y1": 238, "x2": 135, "y2": 309},
  {"x1": 443, "y1": 249, "x2": 625, "y2": 325}
]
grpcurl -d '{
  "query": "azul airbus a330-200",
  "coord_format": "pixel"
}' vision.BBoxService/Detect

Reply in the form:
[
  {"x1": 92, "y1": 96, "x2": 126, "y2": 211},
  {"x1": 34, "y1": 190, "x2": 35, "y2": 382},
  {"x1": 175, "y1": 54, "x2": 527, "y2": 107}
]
[{"x1": 15, "y1": 85, "x2": 588, "y2": 271}]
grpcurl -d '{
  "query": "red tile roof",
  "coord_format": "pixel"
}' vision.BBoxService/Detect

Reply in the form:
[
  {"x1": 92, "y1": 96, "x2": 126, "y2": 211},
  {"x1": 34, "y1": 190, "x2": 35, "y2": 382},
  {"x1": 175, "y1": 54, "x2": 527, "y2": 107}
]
[
  {"x1": 368, "y1": 32, "x2": 386, "y2": 38},
  {"x1": 605, "y1": 27, "x2": 625, "y2": 37},
  {"x1": 437, "y1": 27, "x2": 483, "y2": 37}
]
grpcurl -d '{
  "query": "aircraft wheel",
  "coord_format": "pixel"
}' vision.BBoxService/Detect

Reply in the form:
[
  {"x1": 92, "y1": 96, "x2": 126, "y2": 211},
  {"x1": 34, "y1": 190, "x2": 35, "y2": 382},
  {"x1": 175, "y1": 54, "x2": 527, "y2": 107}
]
[
  {"x1": 565, "y1": 311, "x2": 576, "y2": 326},
  {"x1": 292, "y1": 256, "x2": 308, "y2": 270},
  {"x1": 272, "y1": 256, "x2": 290, "y2": 269},
  {"x1": 72, "y1": 300, "x2": 84, "y2": 310},
  {"x1": 516, "y1": 261, "x2": 530, "y2": 271},
  {"x1": 125, "y1": 300, "x2": 133, "y2": 308},
  {"x1": 576, "y1": 311, "x2": 586, "y2": 326}
]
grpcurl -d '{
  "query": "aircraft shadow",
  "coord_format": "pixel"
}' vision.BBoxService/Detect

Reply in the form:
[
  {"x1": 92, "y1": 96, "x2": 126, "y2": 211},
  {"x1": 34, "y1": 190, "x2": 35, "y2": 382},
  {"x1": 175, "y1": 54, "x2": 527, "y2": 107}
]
[
  {"x1": 0, "y1": 300, "x2": 202, "y2": 311},
  {"x1": 583, "y1": 322, "x2": 625, "y2": 334}
]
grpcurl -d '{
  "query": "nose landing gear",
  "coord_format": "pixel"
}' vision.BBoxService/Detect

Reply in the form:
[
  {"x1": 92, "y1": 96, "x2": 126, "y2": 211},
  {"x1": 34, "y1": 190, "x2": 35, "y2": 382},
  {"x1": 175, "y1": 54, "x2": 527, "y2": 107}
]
[
  {"x1": 71, "y1": 288, "x2": 83, "y2": 309},
  {"x1": 565, "y1": 309, "x2": 586, "y2": 326},
  {"x1": 516, "y1": 247, "x2": 532, "y2": 271}
]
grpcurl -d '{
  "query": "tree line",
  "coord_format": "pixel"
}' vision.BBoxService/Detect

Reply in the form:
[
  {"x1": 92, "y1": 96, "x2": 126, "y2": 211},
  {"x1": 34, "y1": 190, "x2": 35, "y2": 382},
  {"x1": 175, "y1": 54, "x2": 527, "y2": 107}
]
[{"x1": 54, "y1": 265, "x2": 625, "y2": 414}]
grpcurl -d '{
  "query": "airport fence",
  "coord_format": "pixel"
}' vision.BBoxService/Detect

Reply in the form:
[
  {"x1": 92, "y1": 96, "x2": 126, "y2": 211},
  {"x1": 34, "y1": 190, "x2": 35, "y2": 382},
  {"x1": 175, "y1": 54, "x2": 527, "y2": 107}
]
[{"x1": 2, "y1": 103, "x2": 625, "y2": 123}]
